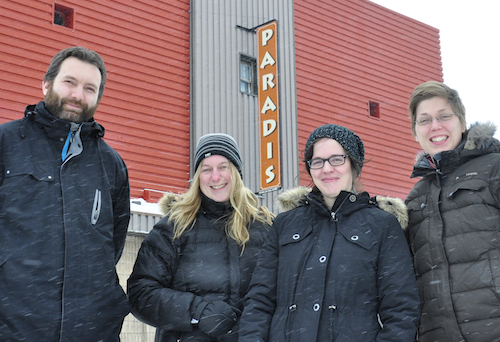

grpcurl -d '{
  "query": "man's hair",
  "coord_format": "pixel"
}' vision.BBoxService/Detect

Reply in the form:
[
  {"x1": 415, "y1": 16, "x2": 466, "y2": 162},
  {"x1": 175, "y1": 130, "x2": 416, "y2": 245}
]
[
  {"x1": 408, "y1": 81, "x2": 466, "y2": 135},
  {"x1": 43, "y1": 46, "x2": 107, "y2": 101}
]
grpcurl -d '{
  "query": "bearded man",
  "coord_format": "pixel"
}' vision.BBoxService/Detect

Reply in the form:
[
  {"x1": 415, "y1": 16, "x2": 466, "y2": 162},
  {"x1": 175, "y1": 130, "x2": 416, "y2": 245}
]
[{"x1": 0, "y1": 46, "x2": 131, "y2": 341}]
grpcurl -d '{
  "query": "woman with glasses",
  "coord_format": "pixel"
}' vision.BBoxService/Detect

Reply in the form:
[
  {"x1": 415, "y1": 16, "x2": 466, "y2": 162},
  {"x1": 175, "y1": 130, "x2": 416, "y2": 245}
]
[
  {"x1": 406, "y1": 81, "x2": 500, "y2": 342},
  {"x1": 238, "y1": 124, "x2": 419, "y2": 341}
]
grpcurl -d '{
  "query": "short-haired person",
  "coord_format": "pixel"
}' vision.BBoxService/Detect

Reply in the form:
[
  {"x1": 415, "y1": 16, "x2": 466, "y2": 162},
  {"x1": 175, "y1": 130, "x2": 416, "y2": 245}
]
[
  {"x1": 0, "y1": 46, "x2": 130, "y2": 341},
  {"x1": 127, "y1": 133, "x2": 274, "y2": 342},
  {"x1": 238, "y1": 124, "x2": 419, "y2": 341},
  {"x1": 405, "y1": 81, "x2": 500, "y2": 341}
]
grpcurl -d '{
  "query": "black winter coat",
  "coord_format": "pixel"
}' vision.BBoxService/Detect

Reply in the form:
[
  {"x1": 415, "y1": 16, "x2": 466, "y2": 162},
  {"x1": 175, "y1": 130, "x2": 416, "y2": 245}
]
[
  {"x1": 0, "y1": 102, "x2": 131, "y2": 341},
  {"x1": 127, "y1": 192, "x2": 270, "y2": 342},
  {"x1": 406, "y1": 122, "x2": 500, "y2": 342},
  {"x1": 238, "y1": 188, "x2": 419, "y2": 342}
]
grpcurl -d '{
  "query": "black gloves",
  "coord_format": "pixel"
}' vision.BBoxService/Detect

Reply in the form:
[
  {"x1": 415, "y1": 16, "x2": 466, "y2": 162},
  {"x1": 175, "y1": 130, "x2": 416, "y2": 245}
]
[{"x1": 191, "y1": 298, "x2": 238, "y2": 337}]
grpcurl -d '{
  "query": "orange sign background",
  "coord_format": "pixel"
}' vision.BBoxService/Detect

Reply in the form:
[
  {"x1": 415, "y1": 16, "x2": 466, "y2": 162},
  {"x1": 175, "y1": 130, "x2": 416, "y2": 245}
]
[{"x1": 257, "y1": 21, "x2": 281, "y2": 192}]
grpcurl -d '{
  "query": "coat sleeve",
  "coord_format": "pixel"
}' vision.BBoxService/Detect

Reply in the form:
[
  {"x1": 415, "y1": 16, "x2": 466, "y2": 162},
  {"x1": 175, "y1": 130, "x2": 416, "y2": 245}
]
[
  {"x1": 376, "y1": 214, "x2": 420, "y2": 342},
  {"x1": 127, "y1": 218, "x2": 197, "y2": 332},
  {"x1": 112, "y1": 156, "x2": 130, "y2": 264},
  {"x1": 238, "y1": 221, "x2": 280, "y2": 341}
]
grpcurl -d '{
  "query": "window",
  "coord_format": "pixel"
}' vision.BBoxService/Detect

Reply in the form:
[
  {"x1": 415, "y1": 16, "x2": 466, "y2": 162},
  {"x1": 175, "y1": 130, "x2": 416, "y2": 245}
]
[
  {"x1": 54, "y1": 3, "x2": 74, "y2": 29},
  {"x1": 369, "y1": 101, "x2": 380, "y2": 118},
  {"x1": 240, "y1": 55, "x2": 257, "y2": 95}
]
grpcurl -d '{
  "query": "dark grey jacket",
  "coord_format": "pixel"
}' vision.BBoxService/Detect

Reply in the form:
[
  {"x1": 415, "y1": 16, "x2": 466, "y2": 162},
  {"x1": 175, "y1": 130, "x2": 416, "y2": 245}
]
[
  {"x1": 238, "y1": 188, "x2": 419, "y2": 342},
  {"x1": 127, "y1": 192, "x2": 270, "y2": 342},
  {"x1": 406, "y1": 122, "x2": 500, "y2": 342},
  {"x1": 0, "y1": 102, "x2": 131, "y2": 341}
]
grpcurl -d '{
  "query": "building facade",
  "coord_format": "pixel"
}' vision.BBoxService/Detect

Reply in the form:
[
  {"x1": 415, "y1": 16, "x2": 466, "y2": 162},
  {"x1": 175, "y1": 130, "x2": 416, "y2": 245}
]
[{"x1": 0, "y1": 0, "x2": 442, "y2": 340}]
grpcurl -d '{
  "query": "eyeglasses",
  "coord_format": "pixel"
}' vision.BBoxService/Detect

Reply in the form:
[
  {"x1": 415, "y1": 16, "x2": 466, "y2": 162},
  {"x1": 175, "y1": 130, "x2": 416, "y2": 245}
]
[
  {"x1": 415, "y1": 113, "x2": 456, "y2": 126},
  {"x1": 308, "y1": 155, "x2": 347, "y2": 169}
]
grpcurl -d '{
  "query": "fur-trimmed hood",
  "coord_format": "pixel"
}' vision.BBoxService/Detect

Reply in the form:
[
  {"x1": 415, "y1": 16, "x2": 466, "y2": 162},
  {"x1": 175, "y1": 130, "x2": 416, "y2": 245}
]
[
  {"x1": 158, "y1": 192, "x2": 182, "y2": 216},
  {"x1": 276, "y1": 186, "x2": 408, "y2": 229}
]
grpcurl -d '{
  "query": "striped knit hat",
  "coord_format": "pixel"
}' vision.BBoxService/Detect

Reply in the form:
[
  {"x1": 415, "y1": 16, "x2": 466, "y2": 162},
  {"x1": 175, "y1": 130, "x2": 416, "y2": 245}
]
[{"x1": 194, "y1": 133, "x2": 243, "y2": 178}]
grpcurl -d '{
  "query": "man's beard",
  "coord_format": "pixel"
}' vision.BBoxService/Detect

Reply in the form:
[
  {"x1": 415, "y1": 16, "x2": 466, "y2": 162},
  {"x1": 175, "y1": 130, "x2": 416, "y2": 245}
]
[{"x1": 44, "y1": 85, "x2": 99, "y2": 123}]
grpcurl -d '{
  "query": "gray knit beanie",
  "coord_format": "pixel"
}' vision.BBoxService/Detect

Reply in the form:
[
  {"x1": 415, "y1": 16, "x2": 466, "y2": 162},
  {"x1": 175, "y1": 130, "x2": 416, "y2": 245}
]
[
  {"x1": 305, "y1": 124, "x2": 365, "y2": 172},
  {"x1": 194, "y1": 133, "x2": 243, "y2": 178}
]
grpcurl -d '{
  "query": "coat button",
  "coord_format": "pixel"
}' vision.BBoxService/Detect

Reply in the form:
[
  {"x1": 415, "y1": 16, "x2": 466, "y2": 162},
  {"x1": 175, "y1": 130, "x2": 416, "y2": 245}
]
[
  {"x1": 292, "y1": 234, "x2": 300, "y2": 240},
  {"x1": 349, "y1": 194, "x2": 356, "y2": 202},
  {"x1": 319, "y1": 256, "x2": 326, "y2": 263},
  {"x1": 6, "y1": 170, "x2": 10, "y2": 175},
  {"x1": 313, "y1": 303, "x2": 320, "y2": 311},
  {"x1": 48, "y1": 176, "x2": 53, "y2": 180},
  {"x1": 351, "y1": 235, "x2": 359, "y2": 241}
]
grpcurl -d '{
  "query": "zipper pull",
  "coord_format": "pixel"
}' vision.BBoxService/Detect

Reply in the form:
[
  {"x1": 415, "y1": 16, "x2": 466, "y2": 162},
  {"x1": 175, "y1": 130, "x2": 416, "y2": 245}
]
[{"x1": 330, "y1": 212, "x2": 336, "y2": 222}]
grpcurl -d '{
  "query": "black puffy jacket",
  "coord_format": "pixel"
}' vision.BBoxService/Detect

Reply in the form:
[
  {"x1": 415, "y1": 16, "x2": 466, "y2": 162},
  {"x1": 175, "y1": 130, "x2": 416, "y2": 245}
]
[
  {"x1": 0, "y1": 102, "x2": 131, "y2": 341},
  {"x1": 406, "y1": 122, "x2": 500, "y2": 342},
  {"x1": 238, "y1": 187, "x2": 419, "y2": 342},
  {"x1": 127, "y1": 192, "x2": 270, "y2": 342}
]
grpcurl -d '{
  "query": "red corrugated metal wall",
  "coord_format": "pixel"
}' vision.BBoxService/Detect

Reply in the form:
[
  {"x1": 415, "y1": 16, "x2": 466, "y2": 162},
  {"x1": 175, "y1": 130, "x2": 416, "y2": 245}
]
[
  {"x1": 294, "y1": 0, "x2": 443, "y2": 199},
  {"x1": 0, "y1": 0, "x2": 190, "y2": 200}
]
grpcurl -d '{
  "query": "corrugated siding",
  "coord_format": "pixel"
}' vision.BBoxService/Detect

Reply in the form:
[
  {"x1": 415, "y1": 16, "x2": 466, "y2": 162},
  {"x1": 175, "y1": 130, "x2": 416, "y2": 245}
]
[
  {"x1": 294, "y1": 0, "x2": 443, "y2": 199},
  {"x1": 190, "y1": 0, "x2": 297, "y2": 213},
  {"x1": 0, "y1": 0, "x2": 191, "y2": 199}
]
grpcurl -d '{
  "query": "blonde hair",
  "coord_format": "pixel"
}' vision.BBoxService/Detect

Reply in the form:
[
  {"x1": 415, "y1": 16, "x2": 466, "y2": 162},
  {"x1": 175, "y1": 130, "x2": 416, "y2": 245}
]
[{"x1": 169, "y1": 162, "x2": 274, "y2": 249}]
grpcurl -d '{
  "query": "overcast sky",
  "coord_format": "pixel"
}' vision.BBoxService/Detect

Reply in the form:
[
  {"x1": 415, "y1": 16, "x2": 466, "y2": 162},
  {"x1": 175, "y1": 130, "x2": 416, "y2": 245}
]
[{"x1": 369, "y1": 0, "x2": 500, "y2": 137}]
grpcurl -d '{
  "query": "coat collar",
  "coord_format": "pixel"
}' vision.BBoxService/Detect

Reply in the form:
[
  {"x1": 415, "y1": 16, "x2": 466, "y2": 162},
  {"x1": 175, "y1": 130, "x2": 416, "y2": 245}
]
[
  {"x1": 21, "y1": 102, "x2": 104, "y2": 140},
  {"x1": 276, "y1": 186, "x2": 409, "y2": 229}
]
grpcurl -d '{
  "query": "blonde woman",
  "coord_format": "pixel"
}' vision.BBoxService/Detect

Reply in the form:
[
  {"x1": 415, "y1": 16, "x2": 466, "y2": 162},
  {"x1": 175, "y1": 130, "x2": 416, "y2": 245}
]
[{"x1": 128, "y1": 133, "x2": 273, "y2": 342}]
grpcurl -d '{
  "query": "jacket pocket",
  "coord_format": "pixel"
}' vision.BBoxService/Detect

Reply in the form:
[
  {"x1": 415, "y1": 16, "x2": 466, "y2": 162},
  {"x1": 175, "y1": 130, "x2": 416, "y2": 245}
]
[
  {"x1": 91, "y1": 189, "x2": 102, "y2": 225},
  {"x1": 278, "y1": 225, "x2": 313, "y2": 246},
  {"x1": 338, "y1": 228, "x2": 376, "y2": 251},
  {"x1": 406, "y1": 194, "x2": 428, "y2": 228},
  {"x1": 446, "y1": 177, "x2": 487, "y2": 204},
  {"x1": 268, "y1": 306, "x2": 288, "y2": 341}
]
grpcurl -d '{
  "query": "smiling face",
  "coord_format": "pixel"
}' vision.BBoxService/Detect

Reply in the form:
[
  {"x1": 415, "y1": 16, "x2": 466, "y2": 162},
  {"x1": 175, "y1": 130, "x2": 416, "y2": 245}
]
[
  {"x1": 42, "y1": 57, "x2": 101, "y2": 123},
  {"x1": 414, "y1": 96, "x2": 465, "y2": 158},
  {"x1": 310, "y1": 138, "x2": 353, "y2": 209},
  {"x1": 199, "y1": 155, "x2": 233, "y2": 203}
]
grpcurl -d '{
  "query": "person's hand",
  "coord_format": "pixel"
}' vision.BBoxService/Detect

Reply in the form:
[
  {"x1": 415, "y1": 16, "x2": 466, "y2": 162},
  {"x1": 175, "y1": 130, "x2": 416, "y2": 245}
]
[{"x1": 193, "y1": 299, "x2": 237, "y2": 337}]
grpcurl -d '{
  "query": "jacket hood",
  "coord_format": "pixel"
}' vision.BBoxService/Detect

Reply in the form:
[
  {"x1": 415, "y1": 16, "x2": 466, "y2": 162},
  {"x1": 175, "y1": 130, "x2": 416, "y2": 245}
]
[
  {"x1": 276, "y1": 186, "x2": 408, "y2": 229},
  {"x1": 158, "y1": 192, "x2": 182, "y2": 216}
]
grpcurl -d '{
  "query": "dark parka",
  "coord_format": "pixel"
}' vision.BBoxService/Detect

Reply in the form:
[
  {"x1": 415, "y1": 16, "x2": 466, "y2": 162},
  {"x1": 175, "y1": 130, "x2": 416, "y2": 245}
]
[
  {"x1": 238, "y1": 187, "x2": 419, "y2": 342},
  {"x1": 127, "y1": 192, "x2": 270, "y2": 342},
  {"x1": 405, "y1": 122, "x2": 500, "y2": 342},
  {"x1": 0, "y1": 102, "x2": 131, "y2": 341}
]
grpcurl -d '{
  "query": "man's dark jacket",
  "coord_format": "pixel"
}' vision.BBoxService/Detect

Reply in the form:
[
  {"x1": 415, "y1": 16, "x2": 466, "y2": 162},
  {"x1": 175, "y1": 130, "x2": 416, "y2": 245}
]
[
  {"x1": 406, "y1": 122, "x2": 500, "y2": 342},
  {"x1": 0, "y1": 102, "x2": 131, "y2": 341}
]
